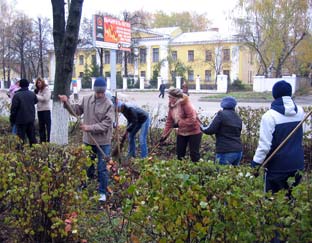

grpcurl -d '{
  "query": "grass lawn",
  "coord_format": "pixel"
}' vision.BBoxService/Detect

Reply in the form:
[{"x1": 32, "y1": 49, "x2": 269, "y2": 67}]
[{"x1": 200, "y1": 91, "x2": 273, "y2": 100}]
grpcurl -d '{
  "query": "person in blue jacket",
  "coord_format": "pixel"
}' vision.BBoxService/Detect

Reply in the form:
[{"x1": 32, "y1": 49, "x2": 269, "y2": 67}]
[
  {"x1": 114, "y1": 99, "x2": 150, "y2": 158},
  {"x1": 201, "y1": 96, "x2": 243, "y2": 165},
  {"x1": 251, "y1": 80, "x2": 305, "y2": 195}
]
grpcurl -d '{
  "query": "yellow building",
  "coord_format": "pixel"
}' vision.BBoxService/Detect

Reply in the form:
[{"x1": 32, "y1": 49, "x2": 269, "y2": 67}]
[{"x1": 48, "y1": 27, "x2": 257, "y2": 87}]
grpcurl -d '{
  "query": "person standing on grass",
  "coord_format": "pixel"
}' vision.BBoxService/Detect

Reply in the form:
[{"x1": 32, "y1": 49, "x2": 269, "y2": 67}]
[
  {"x1": 160, "y1": 88, "x2": 202, "y2": 162},
  {"x1": 201, "y1": 96, "x2": 243, "y2": 165},
  {"x1": 34, "y1": 77, "x2": 51, "y2": 143},
  {"x1": 59, "y1": 77, "x2": 114, "y2": 202},
  {"x1": 10, "y1": 79, "x2": 37, "y2": 146}
]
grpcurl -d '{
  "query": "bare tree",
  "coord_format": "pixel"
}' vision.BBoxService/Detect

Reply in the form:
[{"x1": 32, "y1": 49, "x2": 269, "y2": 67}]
[{"x1": 50, "y1": 0, "x2": 84, "y2": 144}]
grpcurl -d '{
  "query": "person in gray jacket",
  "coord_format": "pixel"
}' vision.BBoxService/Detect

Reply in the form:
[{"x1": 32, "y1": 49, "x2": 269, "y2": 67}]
[
  {"x1": 34, "y1": 77, "x2": 51, "y2": 142},
  {"x1": 201, "y1": 96, "x2": 243, "y2": 165},
  {"x1": 59, "y1": 77, "x2": 114, "y2": 202}
]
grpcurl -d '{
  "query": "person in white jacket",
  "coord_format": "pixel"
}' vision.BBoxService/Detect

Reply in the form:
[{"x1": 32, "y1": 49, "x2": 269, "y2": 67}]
[
  {"x1": 34, "y1": 77, "x2": 51, "y2": 143},
  {"x1": 252, "y1": 80, "x2": 305, "y2": 195}
]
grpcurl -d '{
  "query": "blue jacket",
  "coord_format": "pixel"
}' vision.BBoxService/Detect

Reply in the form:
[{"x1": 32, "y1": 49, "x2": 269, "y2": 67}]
[{"x1": 253, "y1": 96, "x2": 304, "y2": 173}]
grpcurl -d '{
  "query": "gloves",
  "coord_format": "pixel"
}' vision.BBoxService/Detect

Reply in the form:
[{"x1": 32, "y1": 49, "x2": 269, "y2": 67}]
[
  {"x1": 34, "y1": 89, "x2": 39, "y2": 94},
  {"x1": 172, "y1": 122, "x2": 179, "y2": 128},
  {"x1": 200, "y1": 124, "x2": 206, "y2": 132},
  {"x1": 251, "y1": 161, "x2": 261, "y2": 168}
]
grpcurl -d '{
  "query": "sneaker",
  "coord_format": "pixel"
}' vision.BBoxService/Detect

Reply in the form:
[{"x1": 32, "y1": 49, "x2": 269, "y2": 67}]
[{"x1": 99, "y1": 194, "x2": 106, "y2": 202}]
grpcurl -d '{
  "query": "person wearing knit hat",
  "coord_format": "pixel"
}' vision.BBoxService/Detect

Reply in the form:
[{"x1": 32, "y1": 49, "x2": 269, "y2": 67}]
[
  {"x1": 59, "y1": 76, "x2": 114, "y2": 202},
  {"x1": 160, "y1": 87, "x2": 202, "y2": 162},
  {"x1": 93, "y1": 77, "x2": 107, "y2": 93},
  {"x1": 113, "y1": 98, "x2": 150, "y2": 158},
  {"x1": 201, "y1": 96, "x2": 243, "y2": 165},
  {"x1": 252, "y1": 80, "x2": 304, "y2": 199},
  {"x1": 272, "y1": 80, "x2": 292, "y2": 99},
  {"x1": 10, "y1": 78, "x2": 38, "y2": 145}
]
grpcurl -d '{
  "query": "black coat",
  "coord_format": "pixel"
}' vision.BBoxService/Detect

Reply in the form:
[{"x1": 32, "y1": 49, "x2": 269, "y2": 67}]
[
  {"x1": 202, "y1": 109, "x2": 242, "y2": 153},
  {"x1": 10, "y1": 87, "x2": 38, "y2": 125},
  {"x1": 121, "y1": 104, "x2": 148, "y2": 132}
]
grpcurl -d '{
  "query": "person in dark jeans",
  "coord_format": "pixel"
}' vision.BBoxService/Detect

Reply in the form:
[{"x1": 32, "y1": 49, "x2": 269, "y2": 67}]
[
  {"x1": 114, "y1": 99, "x2": 150, "y2": 158},
  {"x1": 158, "y1": 82, "x2": 166, "y2": 98},
  {"x1": 34, "y1": 77, "x2": 51, "y2": 142},
  {"x1": 10, "y1": 79, "x2": 38, "y2": 146},
  {"x1": 201, "y1": 96, "x2": 243, "y2": 165},
  {"x1": 160, "y1": 88, "x2": 201, "y2": 162}
]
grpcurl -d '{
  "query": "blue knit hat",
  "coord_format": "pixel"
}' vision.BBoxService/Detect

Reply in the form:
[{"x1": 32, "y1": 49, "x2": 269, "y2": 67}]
[
  {"x1": 272, "y1": 80, "x2": 292, "y2": 99},
  {"x1": 93, "y1": 77, "x2": 107, "y2": 92},
  {"x1": 221, "y1": 96, "x2": 237, "y2": 109}
]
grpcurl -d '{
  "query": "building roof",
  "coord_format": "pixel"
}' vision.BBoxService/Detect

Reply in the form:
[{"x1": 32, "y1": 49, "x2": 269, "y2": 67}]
[{"x1": 170, "y1": 31, "x2": 237, "y2": 45}]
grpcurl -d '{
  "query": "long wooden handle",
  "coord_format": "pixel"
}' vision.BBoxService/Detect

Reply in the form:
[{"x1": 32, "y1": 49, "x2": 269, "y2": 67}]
[{"x1": 259, "y1": 109, "x2": 312, "y2": 170}]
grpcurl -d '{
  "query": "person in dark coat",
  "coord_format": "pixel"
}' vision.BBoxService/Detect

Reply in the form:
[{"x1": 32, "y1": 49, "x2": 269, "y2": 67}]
[
  {"x1": 114, "y1": 99, "x2": 150, "y2": 158},
  {"x1": 10, "y1": 79, "x2": 38, "y2": 146},
  {"x1": 201, "y1": 96, "x2": 243, "y2": 165},
  {"x1": 158, "y1": 82, "x2": 166, "y2": 98},
  {"x1": 251, "y1": 80, "x2": 305, "y2": 193}
]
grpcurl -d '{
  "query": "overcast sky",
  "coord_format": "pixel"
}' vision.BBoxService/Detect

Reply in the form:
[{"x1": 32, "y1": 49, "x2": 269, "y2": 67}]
[{"x1": 14, "y1": 0, "x2": 238, "y2": 32}]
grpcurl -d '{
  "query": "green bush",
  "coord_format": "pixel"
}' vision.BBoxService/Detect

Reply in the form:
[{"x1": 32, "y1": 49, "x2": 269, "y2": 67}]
[
  {"x1": 121, "y1": 158, "x2": 312, "y2": 243},
  {"x1": 0, "y1": 137, "x2": 92, "y2": 242}
]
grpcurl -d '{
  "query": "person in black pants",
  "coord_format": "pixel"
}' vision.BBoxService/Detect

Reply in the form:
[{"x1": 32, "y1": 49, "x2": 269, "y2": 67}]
[
  {"x1": 158, "y1": 82, "x2": 166, "y2": 98},
  {"x1": 10, "y1": 79, "x2": 38, "y2": 146},
  {"x1": 34, "y1": 77, "x2": 51, "y2": 143}
]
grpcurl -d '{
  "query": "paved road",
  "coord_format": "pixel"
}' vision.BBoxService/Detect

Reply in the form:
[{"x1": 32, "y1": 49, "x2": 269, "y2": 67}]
[{"x1": 1, "y1": 89, "x2": 310, "y2": 119}]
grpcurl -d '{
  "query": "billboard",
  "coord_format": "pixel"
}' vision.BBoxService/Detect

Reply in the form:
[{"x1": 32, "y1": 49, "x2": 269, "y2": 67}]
[{"x1": 93, "y1": 15, "x2": 131, "y2": 51}]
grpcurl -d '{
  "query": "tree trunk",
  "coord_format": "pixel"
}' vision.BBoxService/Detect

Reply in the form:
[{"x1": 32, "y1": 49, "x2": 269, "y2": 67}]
[{"x1": 50, "y1": 0, "x2": 84, "y2": 144}]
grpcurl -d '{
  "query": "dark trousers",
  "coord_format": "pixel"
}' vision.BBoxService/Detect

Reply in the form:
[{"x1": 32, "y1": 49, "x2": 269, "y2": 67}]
[
  {"x1": 158, "y1": 91, "x2": 164, "y2": 98},
  {"x1": 38, "y1": 110, "x2": 51, "y2": 143},
  {"x1": 176, "y1": 133, "x2": 202, "y2": 162},
  {"x1": 16, "y1": 123, "x2": 37, "y2": 146}
]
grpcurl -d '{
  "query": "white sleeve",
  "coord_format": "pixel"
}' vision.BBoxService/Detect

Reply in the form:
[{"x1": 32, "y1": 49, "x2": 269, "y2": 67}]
[{"x1": 253, "y1": 112, "x2": 276, "y2": 164}]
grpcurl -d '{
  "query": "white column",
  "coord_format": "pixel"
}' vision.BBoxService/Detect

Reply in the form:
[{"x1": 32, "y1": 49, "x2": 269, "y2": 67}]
[
  {"x1": 91, "y1": 77, "x2": 96, "y2": 90},
  {"x1": 195, "y1": 76, "x2": 200, "y2": 91},
  {"x1": 217, "y1": 74, "x2": 228, "y2": 93},
  {"x1": 0, "y1": 80, "x2": 4, "y2": 89},
  {"x1": 157, "y1": 77, "x2": 162, "y2": 89},
  {"x1": 140, "y1": 77, "x2": 144, "y2": 90},
  {"x1": 176, "y1": 76, "x2": 181, "y2": 89},
  {"x1": 106, "y1": 77, "x2": 111, "y2": 90},
  {"x1": 123, "y1": 77, "x2": 127, "y2": 90}
]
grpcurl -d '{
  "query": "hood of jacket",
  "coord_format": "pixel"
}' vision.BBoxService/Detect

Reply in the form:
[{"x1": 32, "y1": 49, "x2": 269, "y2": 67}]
[{"x1": 271, "y1": 96, "x2": 298, "y2": 116}]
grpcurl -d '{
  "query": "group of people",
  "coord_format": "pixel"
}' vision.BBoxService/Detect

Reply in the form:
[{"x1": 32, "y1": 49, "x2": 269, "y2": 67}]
[
  {"x1": 58, "y1": 77, "x2": 305, "y2": 206},
  {"x1": 9, "y1": 77, "x2": 51, "y2": 145}
]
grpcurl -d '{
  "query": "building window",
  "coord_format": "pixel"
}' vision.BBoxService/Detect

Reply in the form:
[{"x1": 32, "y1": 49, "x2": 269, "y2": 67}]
[
  {"x1": 223, "y1": 49, "x2": 230, "y2": 62},
  {"x1": 79, "y1": 55, "x2": 84, "y2": 65},
  {"x1": 223, "y1": 70, "x2": 230, "y2": 81},
  {"x1": 205, "y1": 70, "x2": 212, "y2": 81},
  {"x1": 188, "y1": 50, "x2": 194, "y2": 62},
  {"x1": 152, "y1": 48, "x2": 159, "y2": 62},
  {"x1": 172, "y1": 51, "x2": 177, "y2": 61},
  {"x1": 140, "y1": 71, "x2": 146, "y2": 77},
  {"x1": 91, "y1": 55, "x2": 96, "y2": 65},
  {"x1": 205, "y1": 50, "x2": 212, "y2": 62},
  {"x1": 188, "y1": 70, "x2": 194, "y2": 81},
  {"x1": 105, "y1": 71, "x2": 110, "y2": 77},
  {"x1": 79, "y1": 72, "x2": 84, "y2": 78},
  {"x1": 140, "y1": 48, "x2": 146, "y2": 64},
  {"x1": 249, "y1": 51, "x2": 253, "y2": 65},
  {"x1": 104, "y1": 51, "x2": 110, "y2": 64},
  {"x1": 116, "y1": 50, "x2": 123, "y2": 64}
]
